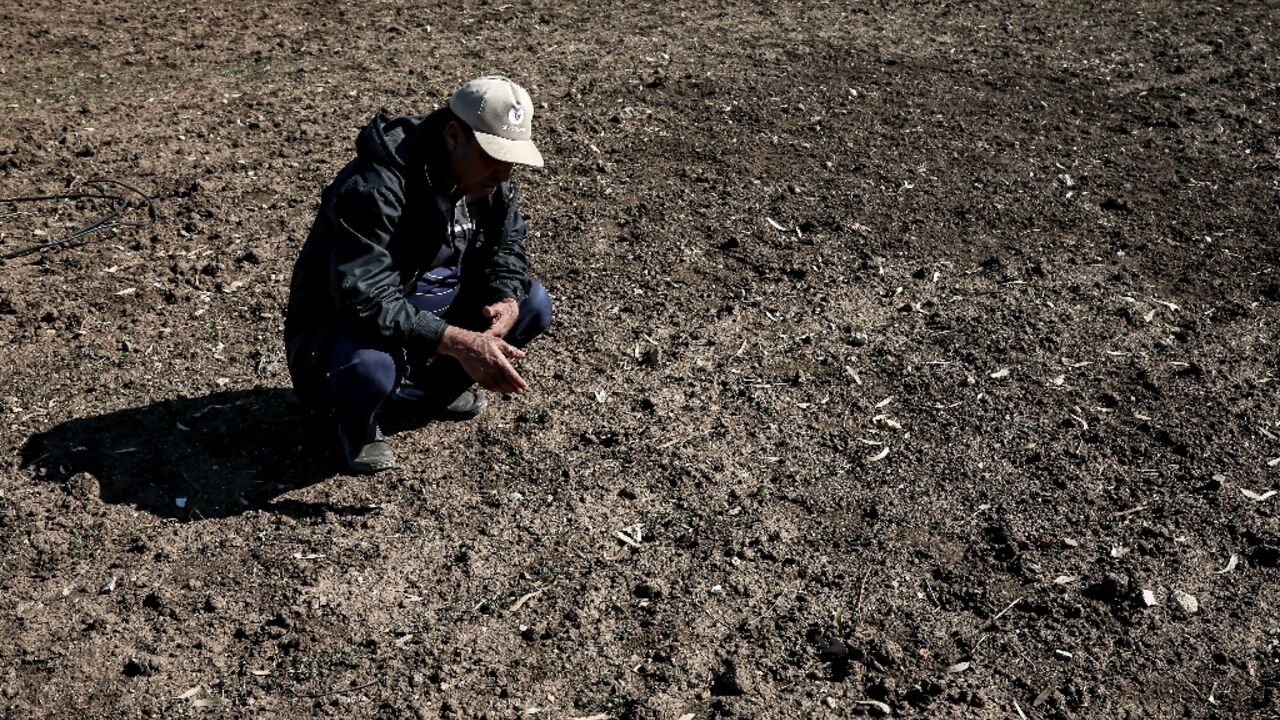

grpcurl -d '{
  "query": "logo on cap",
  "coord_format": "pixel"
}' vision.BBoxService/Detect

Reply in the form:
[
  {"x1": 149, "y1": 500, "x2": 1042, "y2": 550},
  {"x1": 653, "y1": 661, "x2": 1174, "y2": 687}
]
[{"x1": 508, "y1": 106, "x2": 526, "y2": 126}]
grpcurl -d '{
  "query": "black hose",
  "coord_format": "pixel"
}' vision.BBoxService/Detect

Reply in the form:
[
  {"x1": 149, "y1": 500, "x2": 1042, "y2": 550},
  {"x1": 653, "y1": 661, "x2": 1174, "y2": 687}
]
[{"x1": 0, "y1": 177, "x2": 158, "y2": 262}]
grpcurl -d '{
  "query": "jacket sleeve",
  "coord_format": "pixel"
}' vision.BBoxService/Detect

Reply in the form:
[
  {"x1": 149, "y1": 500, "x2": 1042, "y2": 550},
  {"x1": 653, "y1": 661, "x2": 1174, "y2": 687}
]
[
  {"x1": 479, "y1": 181, "x2": 533, "y2": 304},
  {"x1": 327, "y1": 180, "x2": 448, "y2": 355}
]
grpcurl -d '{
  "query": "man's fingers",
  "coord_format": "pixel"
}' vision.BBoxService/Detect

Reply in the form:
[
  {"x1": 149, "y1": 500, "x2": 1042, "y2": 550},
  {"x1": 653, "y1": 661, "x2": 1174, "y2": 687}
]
[
  {"x1": 495, "y1": 357, "x2": 528, "y2": 392},
  {"x1": 500, "y1": 342, "x2": 526, "y2": 360},
  {"x1": 477, "y1": 367, "x2": 517, "y2": 394},
  {"x1": 478, "y1": 372, "x2": 519, "y2": 395},
  {"x1": 460, "y1": 335, "x2": 528, "y2": 393}
]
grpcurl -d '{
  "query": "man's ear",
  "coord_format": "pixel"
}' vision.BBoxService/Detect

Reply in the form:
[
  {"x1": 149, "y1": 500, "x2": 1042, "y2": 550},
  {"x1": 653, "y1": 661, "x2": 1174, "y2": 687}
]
[{"x1": 444, "y1": 120, "x2": 461, "y2": 152}]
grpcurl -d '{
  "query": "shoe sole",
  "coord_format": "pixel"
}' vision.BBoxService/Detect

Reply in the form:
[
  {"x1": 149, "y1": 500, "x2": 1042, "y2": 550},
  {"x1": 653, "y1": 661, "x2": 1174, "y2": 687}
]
[
  {"x1": 435, "y1": 397, "x2": 487, "y2": 421},
  {"x1": 386, "y1": 384, "x2": 486, "y2": 417},
  {"x1": 347, "y1": 456, "x2": 396, "y2": 474}
]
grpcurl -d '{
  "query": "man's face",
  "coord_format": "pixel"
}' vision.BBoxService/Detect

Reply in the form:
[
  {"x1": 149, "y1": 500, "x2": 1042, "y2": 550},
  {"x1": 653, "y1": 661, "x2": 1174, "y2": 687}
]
[{"x1": 445, "y1": 120, "x2": 515, "y2": 197}]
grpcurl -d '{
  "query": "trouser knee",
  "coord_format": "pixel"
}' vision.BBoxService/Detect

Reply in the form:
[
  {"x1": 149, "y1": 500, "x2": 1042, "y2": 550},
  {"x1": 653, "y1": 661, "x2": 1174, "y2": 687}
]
[
  {"x1": 330, "y1": 347, "x2": 400, "y2": 404},
  {"x1": 510, "y1": 280, "x2": 553, "y2": 347}
]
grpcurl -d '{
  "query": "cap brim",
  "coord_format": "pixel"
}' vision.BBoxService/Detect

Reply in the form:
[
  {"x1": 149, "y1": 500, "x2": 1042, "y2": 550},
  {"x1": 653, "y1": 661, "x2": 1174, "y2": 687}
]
[{"x1": 474, "y1": 130, "x2": 544, "y2": 168}]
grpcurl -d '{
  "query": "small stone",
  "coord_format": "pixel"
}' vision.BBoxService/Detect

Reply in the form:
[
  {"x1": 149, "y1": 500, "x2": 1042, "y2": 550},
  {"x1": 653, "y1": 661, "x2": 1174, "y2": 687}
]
[{"x1": 1173, "y1": 590, "x2": 1200, "y2": 615}]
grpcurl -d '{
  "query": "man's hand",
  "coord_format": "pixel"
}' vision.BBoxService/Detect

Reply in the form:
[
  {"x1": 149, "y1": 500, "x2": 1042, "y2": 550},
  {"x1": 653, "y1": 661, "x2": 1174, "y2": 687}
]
[
  {"x1": 438, "y1": 325, "x2": 528, "y2": 394},
  {"x1": 481, "y1": 297, "x2": 520, "y2": 338}
]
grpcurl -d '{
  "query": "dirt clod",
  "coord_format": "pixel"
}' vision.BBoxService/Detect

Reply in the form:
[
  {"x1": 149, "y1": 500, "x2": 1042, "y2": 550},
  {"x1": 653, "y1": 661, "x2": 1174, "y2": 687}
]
[
  {"x1": 66, "y1": 472, "x2": 99, "y2": 502},
  {"x1": 710, "y1": 659, "x2": 749, "y2": 696},
  {"x1": 868, "y1": 638, "x2": 904, "y2": 668},
  {"x1": 633, "y1": 582, "x2": 664, "y2": 600}
]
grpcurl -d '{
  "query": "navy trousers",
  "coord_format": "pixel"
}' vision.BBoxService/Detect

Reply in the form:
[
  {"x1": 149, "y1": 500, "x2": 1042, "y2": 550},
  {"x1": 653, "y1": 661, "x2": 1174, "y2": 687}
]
[{"x1": 327, "y1": 279, "x2": 552, "y2": 444}]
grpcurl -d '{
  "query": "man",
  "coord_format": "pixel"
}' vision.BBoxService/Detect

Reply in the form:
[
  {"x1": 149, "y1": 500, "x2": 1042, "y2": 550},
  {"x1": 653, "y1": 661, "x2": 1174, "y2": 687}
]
[{"x1": 284, "y1": 76, "x2": 552, "y2": 474}]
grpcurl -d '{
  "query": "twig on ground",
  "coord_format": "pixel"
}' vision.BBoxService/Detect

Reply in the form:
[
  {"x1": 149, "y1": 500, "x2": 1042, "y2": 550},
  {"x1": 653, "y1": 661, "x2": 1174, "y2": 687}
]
[
  {"x1": 853, "y1": 568, "x2": 871, "y2": 630},
  {"x1": 291, "y1": 678, "x2": 381, "y2": 699},
  {"x1": 509, "y1": 588, "x2": 543, "y2": 612},
  {"x1": 992, "y1": 596, "x2": 1022, "y2": 622}
]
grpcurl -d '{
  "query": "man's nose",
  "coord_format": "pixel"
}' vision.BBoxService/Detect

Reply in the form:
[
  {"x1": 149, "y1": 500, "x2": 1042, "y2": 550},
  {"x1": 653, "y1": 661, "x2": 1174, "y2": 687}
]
[{"x1": 494, "y1": 162, "x2": 514, "y2": 183}]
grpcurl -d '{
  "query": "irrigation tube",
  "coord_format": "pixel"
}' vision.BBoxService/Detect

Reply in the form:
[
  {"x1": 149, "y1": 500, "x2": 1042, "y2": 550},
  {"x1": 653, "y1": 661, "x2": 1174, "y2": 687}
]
[{"x1": 0, "y1": 178, "x2": 158, "y2": 262}]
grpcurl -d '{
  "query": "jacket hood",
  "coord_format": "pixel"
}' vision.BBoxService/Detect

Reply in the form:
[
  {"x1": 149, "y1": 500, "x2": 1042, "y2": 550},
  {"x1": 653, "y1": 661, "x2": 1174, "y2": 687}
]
[{"x1": 355, "y1": 109, "x2": 451, "y2": 185}]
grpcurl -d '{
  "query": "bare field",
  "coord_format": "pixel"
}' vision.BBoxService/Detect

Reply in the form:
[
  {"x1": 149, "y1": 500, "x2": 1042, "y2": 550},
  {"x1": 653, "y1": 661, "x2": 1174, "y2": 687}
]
[{"x1": 1, "y1": 1, "x2": 1278, "y2": 717}]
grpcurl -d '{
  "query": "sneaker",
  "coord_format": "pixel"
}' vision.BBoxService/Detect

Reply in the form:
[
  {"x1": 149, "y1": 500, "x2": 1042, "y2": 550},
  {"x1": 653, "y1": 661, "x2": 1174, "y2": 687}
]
[
  {"x1": 338, "y1": 425, "x2": 396, "y2": 474},
  {"x1": 393, "y1": 385, "x2": 488, "y2": 420}
]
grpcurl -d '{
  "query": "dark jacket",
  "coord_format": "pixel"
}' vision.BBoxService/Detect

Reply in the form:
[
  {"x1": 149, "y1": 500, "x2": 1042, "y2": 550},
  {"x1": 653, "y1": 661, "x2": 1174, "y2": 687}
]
[{"x1": 284, "y1": 109, "x2": 532, "y2": 407}]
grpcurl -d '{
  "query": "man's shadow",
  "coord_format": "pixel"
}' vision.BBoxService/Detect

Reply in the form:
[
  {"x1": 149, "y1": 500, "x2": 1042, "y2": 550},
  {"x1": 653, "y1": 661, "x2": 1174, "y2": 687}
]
[{"x1": 20, "y1": 387, "x2": 374, "y2": 521}]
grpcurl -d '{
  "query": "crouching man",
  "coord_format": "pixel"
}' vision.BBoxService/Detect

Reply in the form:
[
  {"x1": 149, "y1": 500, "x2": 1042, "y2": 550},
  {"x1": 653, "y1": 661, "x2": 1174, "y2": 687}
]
[{"x1": 285, "y1": 76, "x2": 552, "y2": 473}]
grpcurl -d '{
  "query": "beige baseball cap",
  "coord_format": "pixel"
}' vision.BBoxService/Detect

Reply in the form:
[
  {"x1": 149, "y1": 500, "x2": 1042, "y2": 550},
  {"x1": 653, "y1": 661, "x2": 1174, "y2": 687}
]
[{"x1": 449, "y1": 76, "x2": 544, "y2": 168}]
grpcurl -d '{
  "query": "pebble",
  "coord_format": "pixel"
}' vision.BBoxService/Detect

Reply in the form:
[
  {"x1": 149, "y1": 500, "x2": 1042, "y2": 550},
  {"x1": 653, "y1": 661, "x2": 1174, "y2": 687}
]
[{"x1": 1174, "y1": 590, "x2": 1200, "y2": 615}]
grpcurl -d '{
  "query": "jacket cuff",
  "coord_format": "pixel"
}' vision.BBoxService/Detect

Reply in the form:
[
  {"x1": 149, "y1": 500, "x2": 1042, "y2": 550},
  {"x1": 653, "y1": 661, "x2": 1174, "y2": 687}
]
[
  {"x1": 407, "y1": 310, "x2": 448, "y2": 356},
  {"x1": 487, "y1": 280, "x2": 529, "y2": 305}
]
